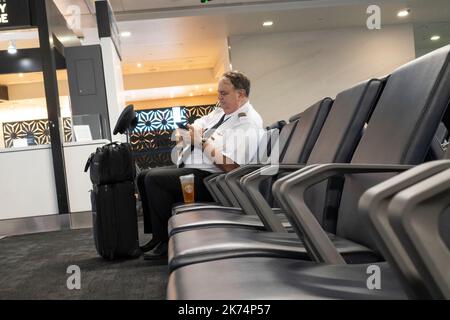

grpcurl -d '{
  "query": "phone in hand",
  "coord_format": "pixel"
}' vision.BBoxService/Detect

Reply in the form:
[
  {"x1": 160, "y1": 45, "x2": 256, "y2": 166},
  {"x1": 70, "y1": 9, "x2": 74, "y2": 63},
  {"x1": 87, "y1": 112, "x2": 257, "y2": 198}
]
[{"x1": 176, "y1": 122, "x2": 189, "y2": 130}]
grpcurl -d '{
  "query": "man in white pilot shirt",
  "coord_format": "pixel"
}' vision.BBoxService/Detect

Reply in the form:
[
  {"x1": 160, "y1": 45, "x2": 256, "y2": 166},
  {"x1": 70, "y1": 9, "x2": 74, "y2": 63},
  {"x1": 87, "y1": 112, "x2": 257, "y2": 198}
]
[{"x1": 138, "y1": 71, "x2": 263, "y2": 259}]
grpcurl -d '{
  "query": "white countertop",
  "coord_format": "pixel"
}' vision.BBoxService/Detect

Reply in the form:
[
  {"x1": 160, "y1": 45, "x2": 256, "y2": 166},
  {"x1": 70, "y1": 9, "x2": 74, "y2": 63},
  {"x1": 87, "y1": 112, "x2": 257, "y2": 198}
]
[
  {"x1": 0, "y1": 144, "x2": 50, "y2": 154},
  {"x1": 0, "y1": 140, "x2": 110, "y2": 154}
]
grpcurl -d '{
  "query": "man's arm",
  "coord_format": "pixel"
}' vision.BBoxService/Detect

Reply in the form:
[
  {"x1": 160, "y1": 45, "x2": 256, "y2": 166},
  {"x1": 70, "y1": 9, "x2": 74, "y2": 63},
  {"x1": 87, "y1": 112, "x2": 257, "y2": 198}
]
[
  {"x1": 184, "y1": 124, "x2": 239, "y2": 172},
  {"x1": 202, "y1": 139, "x2": 240, "y2": 172},
  {"x1": 202, "y1": 121, "x2": 263, "y2": 172}
]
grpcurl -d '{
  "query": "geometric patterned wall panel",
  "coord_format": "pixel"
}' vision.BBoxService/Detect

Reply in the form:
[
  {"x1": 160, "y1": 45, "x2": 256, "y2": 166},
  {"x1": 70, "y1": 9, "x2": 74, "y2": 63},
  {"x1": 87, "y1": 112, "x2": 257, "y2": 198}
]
[
  {"x1": 1, "y1": 104, "x2": 216, "y2": 149},
  {"x1": 134, "y1": 151, "x2": 174, "y2": 169},
  {"x1": 1, "y1": 104, "x2": 216, "y2": 166},
  {"x1": 129, "y1": 104, "x2": 216, "y2": 169},
  {"x1": 3, "y1": 119, "x2": 49, "y2": 147},
  {"x1": 1, "y1": 104, "x2": 215, "y2": 166},
  {"x1": 184, "y1": 104, "x2": 217, "y2": 124},
  {"x1": 130, "y1": 129, "x2": 175, "y2": 152},
  {"x1": 134, "y1": 108, "x2": 176, "y2": 132},
  {"x1": 63, "y1": 117, "x2": 73, "y2": 143},
  {"x1": 2, "y1": 117, "x2": 74, "y2": 148}
]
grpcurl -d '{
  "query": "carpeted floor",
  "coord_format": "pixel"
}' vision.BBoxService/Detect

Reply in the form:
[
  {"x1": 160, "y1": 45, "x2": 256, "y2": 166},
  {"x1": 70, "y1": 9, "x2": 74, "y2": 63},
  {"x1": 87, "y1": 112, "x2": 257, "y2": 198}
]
[{"x1": 0, "y1": 226, "x2": 168, "y2": 300}]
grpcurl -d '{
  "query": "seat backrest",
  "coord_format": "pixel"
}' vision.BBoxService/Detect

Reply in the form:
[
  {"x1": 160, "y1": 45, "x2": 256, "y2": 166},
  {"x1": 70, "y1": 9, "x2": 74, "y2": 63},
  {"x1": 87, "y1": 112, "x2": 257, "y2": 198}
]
[
  {"x1": 264, "y1": 120, "x2": 287, "y2": 160},
  {"x1": 281, "y1": 98, "x2": 333, "y2": 164},
  {"x1": 428, "y1": 122, "x2": 448, "y2": 160},
  {"x1": 307, "y1": 79, "x2": 385, "y2": 165},
  {"x1": 266, "y1": 120, "x2": 287, "y2": 131},
  {"x1": 288, "y1": 112, "x2": 302, "y2": 123},
  {"x1": 337, "y1": 45, "x2": 450, "y2": 251},
  {"x1": 277, "y1": 117, "x2": 300, "y2": 161},
  {"x1": 304, "y1": 78, "x2": 385, "y2": 232}
]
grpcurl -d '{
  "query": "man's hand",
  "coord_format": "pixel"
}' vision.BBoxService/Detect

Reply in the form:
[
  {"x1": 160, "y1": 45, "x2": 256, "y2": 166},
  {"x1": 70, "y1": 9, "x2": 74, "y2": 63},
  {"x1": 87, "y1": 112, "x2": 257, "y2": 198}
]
[
  {"x1": 174, "y1": 129, "x2": 183, "y2": 144},
  {"x1": 175, "y1": 128, "x2": 189, "y2": 147},
  {"x1": 187, "y1": 124, "x2": 204, "y2": 145}
]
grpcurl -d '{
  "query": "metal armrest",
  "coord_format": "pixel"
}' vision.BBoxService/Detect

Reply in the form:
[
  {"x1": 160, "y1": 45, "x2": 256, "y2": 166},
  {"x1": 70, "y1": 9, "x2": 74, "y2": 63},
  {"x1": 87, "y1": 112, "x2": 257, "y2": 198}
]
[
  {"x1": 273, "y1": 163, "x2": 414, "y2": 264},
  {"x1": 216, "y1": 174, "x2": 241, "y2": 207},
  {"x1": 388, "y1": 164, "x2": 450, "y2": 299},
  {"x1": 204, "y1": 173, "x2": 223, "y2": 204},
  {"x1": 173, "y1": 205, "x2": 241, "y2": 215},
  {"x1": 240, "y1": 164, "x2": 315, "y2": 232},
  {"x1": 223, "y1": 164, "x2": 266, "y2": 215},
  {"x1": 207, "y1": 174, "x2": 234, "y2": 207},
  {"x1": 359, "y1": 160, "x2": 450, "y2": 299}
]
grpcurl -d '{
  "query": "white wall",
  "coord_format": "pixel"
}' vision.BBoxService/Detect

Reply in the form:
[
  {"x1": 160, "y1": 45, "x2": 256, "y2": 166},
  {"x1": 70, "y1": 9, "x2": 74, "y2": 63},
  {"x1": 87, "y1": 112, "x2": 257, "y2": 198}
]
[{"x1": 229, "y1": 25, "x2": 416, "y2": 125}]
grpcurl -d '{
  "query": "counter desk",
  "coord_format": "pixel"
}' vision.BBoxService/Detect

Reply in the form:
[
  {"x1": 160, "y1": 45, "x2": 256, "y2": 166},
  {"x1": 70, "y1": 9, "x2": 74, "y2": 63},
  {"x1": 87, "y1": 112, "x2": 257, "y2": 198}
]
[{"x1": 0, "y1": 140, "x2": 109, "y2": 221}]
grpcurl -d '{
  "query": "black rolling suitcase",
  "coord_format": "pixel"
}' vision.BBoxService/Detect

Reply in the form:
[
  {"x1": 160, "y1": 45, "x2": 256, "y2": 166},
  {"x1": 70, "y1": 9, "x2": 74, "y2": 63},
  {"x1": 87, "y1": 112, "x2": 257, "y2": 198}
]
[
  {"x1": 85, "y1": 105, "x2": 142, "y2": 260},
  {"x1": 86, "y1": 142, "x2": 141, "y2": 260},
  {"x1": 91, "y1": 181, "x2": 141, "y2": 260}
]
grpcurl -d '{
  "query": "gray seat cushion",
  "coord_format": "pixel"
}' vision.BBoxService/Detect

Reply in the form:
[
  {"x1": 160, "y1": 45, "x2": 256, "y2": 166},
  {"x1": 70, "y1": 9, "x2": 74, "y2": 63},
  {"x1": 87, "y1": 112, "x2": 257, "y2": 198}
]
[
  {"x1": 168, "y1": 229, "x2": 381, "y2": 271},
  {"x1": 168, "y1": 209, "x2": 290, "y2": 236},
  {"x1": 167, "y1": 258, "x2": 406, "y2": 300}
]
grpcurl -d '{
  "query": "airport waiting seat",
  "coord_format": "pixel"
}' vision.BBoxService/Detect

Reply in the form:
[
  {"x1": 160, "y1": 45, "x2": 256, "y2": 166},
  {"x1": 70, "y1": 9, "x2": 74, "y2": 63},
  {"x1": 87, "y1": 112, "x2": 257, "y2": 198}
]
[
  {"x1": 171, "y1": 114, "x2": 299, "y2": 213},
  {"x1": 386, "y1": 165, "x2": 450, "y2": 299},
  {"x1": 265, "y1": 120, "x2": 287, "y2": 158},
  {"x1": 201, "y1": 118, "x2": 291, "y2": 209},
  {"x1": 167, "y1": 160, "x2": 450, "y2": 300},
  {"x1": 167, "y1": 45, "x2": 450, "y2": 299},
  {"x1": 361, "y1": 152, "x2": 450, "y2": 299},
  {"x1": 167, "y1": 98, "x2": 333, "y2": 233},
  {"x1": 428, "y1": 122, "x2": 448, "y2": 160},
  {"x1": 168, "y1": 78, "x2": 385, "y2": 271}
]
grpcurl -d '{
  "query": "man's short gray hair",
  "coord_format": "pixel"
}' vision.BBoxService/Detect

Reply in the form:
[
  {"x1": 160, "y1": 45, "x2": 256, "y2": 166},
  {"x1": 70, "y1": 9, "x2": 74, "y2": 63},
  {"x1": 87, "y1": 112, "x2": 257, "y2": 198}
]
[{"x1": 223, "y1": 71, "x2": 251, "y2": 97}]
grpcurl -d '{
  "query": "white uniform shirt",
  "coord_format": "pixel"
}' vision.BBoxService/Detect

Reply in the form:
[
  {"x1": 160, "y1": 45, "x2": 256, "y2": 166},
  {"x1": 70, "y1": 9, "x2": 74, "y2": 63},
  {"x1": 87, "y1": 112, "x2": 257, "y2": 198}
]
[{"x1": 182, "y1": 101, "x2": 264, "y2": 173}]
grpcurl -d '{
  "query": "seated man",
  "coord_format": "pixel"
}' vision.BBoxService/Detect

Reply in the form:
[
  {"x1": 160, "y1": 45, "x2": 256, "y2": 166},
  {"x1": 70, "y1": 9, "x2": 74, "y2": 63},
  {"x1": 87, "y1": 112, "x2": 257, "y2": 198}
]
[{"x1": 137, "y1": 71, "x2": 263, "y2": 259}]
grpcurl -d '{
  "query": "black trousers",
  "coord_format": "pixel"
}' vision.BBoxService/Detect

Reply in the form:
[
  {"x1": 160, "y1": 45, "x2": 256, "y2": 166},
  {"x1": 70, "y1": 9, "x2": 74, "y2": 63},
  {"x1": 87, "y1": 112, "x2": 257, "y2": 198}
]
[{"x1": 137, "y1": 167, "x2": 214, "y2": 242}]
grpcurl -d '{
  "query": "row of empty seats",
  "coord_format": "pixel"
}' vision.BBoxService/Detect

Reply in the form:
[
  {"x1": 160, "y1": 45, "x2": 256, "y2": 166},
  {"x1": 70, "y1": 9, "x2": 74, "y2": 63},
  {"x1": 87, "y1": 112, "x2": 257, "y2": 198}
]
[{"x1": 166, "y1": 45, "x2": 450, "y2": 299}]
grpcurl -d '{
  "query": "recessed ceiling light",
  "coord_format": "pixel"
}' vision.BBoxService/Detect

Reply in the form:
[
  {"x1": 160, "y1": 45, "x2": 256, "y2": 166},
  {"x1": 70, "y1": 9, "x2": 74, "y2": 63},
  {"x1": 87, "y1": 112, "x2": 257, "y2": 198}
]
[
  {"x1": 263, "y1": 21, "x2": 273, "y2": 27},
  {"x1": 7, "y1": 40, "x2": 17, "y2": 55},
  {"x1": 19, "y1": 73, "x2": 24, "y2": 78},
  {"x1": 430, "y1": 35, "x2": 441, "y2": 41},
  {"x1": 137, "y1": 63, "x2": 142, "y2": 68},
  {"x1": 397, "y1": 9, "x2": 410, "y2": 18},
  {"x1": 189, "y1": 93, "x2": 194, "y2": 97},
  {"x1": 120, "y1": 31, "x2": 131, "y2": 37},
  {"x1": 208, "y1": 88, "x2": 213, "y2": 92}
]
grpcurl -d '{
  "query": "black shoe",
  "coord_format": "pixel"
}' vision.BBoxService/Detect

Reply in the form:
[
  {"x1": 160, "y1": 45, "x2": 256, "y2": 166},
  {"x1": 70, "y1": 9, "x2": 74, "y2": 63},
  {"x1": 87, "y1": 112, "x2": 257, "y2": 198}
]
[
  {"x1": 140, "y1": 237, "x2": 161, "y2": 253},
  {"x1": 143, "y1": 241, "x2": 168, "y2": 260}
]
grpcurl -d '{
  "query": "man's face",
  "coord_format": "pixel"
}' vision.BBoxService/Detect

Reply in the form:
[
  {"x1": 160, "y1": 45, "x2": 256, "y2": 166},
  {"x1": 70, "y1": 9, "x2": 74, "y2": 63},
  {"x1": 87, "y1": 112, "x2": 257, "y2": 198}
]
[{"x1": 218, "y1": 78, "x2": 246, "y2": 114}]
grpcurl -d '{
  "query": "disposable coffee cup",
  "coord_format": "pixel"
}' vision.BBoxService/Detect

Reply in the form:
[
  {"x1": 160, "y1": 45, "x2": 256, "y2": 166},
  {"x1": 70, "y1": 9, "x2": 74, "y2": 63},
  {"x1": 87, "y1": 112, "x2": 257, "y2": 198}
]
[{"x1": 179, "y1": 174, "x2": 195, "y2": 203}]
